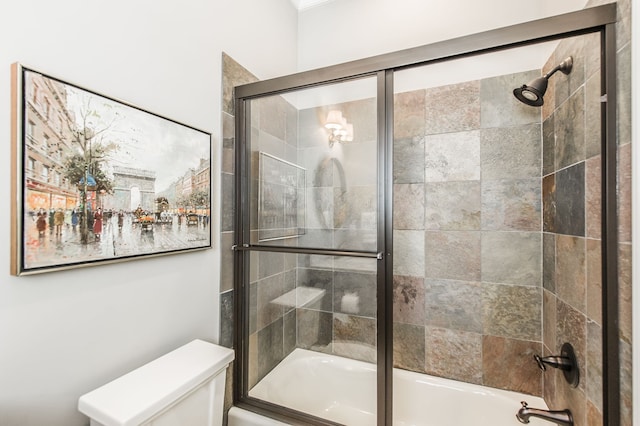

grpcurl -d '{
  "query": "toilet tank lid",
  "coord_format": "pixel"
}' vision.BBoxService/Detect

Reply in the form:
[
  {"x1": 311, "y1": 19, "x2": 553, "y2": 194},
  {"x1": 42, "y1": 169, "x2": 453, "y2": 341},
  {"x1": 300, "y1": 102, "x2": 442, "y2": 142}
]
[{"x1": 78, "y1": 339, "x2": 234, "y2": 426}]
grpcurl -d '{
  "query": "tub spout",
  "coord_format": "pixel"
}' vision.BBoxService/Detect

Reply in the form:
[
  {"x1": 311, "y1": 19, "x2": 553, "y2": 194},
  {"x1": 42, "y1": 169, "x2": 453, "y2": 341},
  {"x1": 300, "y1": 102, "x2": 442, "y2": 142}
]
[{"x1": 516, "y1": 401, "x2": 573, "y2": 425}]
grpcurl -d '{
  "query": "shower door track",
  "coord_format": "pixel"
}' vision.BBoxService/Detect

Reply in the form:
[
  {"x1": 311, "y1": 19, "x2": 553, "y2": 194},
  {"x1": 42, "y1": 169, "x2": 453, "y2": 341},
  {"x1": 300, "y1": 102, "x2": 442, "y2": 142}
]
[{"x1": 233, "y1": 4, "x2": 619, "y2": 426}]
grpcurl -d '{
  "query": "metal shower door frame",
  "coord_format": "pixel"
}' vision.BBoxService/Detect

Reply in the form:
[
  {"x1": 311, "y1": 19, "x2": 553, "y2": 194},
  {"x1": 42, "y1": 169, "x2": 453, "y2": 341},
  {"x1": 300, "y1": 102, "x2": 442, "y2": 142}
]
[{"x1": 233, "y1": 4, "x2": 619, "y2": 425}]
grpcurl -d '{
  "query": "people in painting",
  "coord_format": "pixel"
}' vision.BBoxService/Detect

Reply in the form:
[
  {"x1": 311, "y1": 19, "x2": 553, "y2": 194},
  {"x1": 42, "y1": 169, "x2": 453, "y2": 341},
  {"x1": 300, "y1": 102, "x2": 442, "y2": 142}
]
[
  {"x1": 36, "y1": 209, "x2": 47, "y2": 237},
  {"x1": 53, "y1": 208, "x2": 65, "y2": 237},
  {"x1": 93, "y1": 208, "x2": 103, "y2": 240},
  {"x1": 117, "y1": 210, "x2": 124, "y2": 230},
  {"x1": 48, "y1": 209, "x2": 55, "y2": 234},
  {"x1": 71, "y1": 209, "x2": 79, "y2": 231}
]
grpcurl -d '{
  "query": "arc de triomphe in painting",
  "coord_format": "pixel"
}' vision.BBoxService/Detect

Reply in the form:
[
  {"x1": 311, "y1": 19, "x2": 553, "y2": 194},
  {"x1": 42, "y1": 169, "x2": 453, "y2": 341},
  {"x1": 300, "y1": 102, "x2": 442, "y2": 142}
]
[{"x1": 107, "y1": 166, "x2": 156, "y2": 213}]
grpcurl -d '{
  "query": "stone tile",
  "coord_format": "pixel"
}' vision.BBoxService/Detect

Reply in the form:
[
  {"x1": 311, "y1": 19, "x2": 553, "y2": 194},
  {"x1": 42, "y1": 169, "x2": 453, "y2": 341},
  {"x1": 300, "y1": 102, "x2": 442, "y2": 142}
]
[
  {"x1": 543, "y1": 343, "x2": 558, "y2": 409},
  {"x1": 333, "y1": 314, "x2": 377, "y2": 363},
  {"x1": 297, "y1": 308, "x2": 333, "y2": 353},
  {"x1": 222, "y1": 53, "x2": 258, "y2": 115},
  {"x1": 585, "y1": 156, "x2": 601, "y2": 239},
  {"x1": 334, "y1": 228, "x2": 377, "y2": 252},
  {"x1": 307, "y1": 187, "x2": 334, "y2": 230},
  {"x1": 425, "y1": 80, "x2": 480, "y2": 134},
  {"x1": 542, "y1": 174, "x2": 556, "y2": 233},
  {"x1": 340, "y1": 97, "x2": 377, "y2": 144},
  {"x1": 425, "y1": 231, "x2": 480, "y2": 281},
  {"x1": 618, "y1": 243, "x2": 632, "y2": 344},
  {"x1": 424, "y1": 130, "x2": 480, "y2": 182},
  {"x1": 285, "y1": 101, "x2": 298, "y2": 148},
  {"x1": 556, "y1": 162, "x2": 585, "y2": 237},
  {"x1": 258, "y1": 251, "x2": 285, "y2": 280},
  {"x1": 543, "y1": 114, "x2": 555, "y2": 176},
  {"x1": 342, "y1": 140, "x2": 377, "y2": 186},
  {"x1": 554, "y1": 378, "x2": 587, "y2": 426},
  {"x1": 586, "y1": 239, "x2": 602, "y2": 324},
  {"x1": 585, "y1": 72, "x2": 601, "y2": 159},
  {"x1": 542, "y1": 56, "x2": 557, "y2": 122},
  {"x1": 394, "y1": 183, "x2": 425, "y2": 230},
  {"x1": 481, "y1": 231, "x2": 541, "y2": 287},
  {"x1": 556, "y1": 299, "x2": 586, "y2": 393},
  {"x1": 393, "y1": 230, "x2": 425, "y2": 278},
  {"x1": 425, "y1": 327, "x2": 482, "y2": 384},
  {"x1": 586, "y1": 320, "x2": 602, "y2": 411},
  {"x1": 256, "y1": 273, "x2": 285, "y2": 330},
  {"x1": 481, "y1": 179, "x2": 541, "y2": 232},
  {"x1": 297, "y1": 108, "x2": 327, "y2": 150},
  {"x1": 617, "y1": 44, "x2": 631, "y2": 145},
  {"x1": 555, "y1": 87, "x2": 586, "y2": 170},
  {"x1": 257, "y1": 127, "x2": 286, "y2": 160},
  {"x1": 221, "y1": 172, "x2": 235, "y2": 232},
  {"x1": 222, "y1": 111, "x2": 235, "y2": 174},
  {"x1": 249, "y1": 281, "x2": 257, "y2": 334},
  {"x1": 297, "y1": 268, "x2": 333, "y2": 312},
  {"x1": 543, "y1": 290, "x2": 557, "y2": 351},
  {"x1": 334, "y1": 185, "x2": 376, "y2": 230},
  {"x1": 220, "y1": 290, "x2": 234, "y2": 349},
  {"x1": 393, "y1": 275, "x2": 425, "y2": 326},
  {"x1": 480, "y1": 124, "x2": 541, "y2": 179},
  {"x1": 553, "y1": 36, "x2": 587, "y2": 108},
  {"x1": 556, "y1": 235, "x2": 586, "y2": 313},
  {"x1": 483, "y1": 283, "x2": 541, "y2": 341},
  {"x1": 482, "y1": 336, "x2": 542, "y2": 396},
  {"x1": 258, "y1": 95, "x2": 288, "y2": 141},
  {"x1": 583, "y1": 32, "x2": 600, "y2": 81},
  {"x1": 334, "y1": 271, "x2": 377, "y2": 318},
  {"x1": 586, "y1": 400, "x2": 603, "y2": 426},
  {"x1": 394, "y1": 89, "x2": 426, "y2": 139},
  {"x1": 481, "y1": 70, "x2": 541, "y2": 128},
  {"x1": 295, "y1": 228, "x2": 334, "y2": 251},
  {"x1": 618, "y1": 143, "x2": 631, "y2": 243},
  {"x1": 394, "y1": 137, "x2": 425, "y2": 184},
  {"x1": 220, "y1": 231, "x2": 234, "y2": 292},
  {"x1": 284, "y1": 310, "x2": 296, "y2": 357},
  {"x1": 620, "y1": 338, "x2": 632, "y2": 426},
  {"x1": 424, "y1": 279, "x2": 482, "y2": 333},
  {"x1": 543, "y1": 233, "x2": 556, "y2": 292},
  {"x1": 257, "y1": 317, "x2": 284, "y2": 383},
  {"x1": 425, "y1": 181, "x2": 480, "y2": 231},
  {"x1": 248, "y1": 333, "x2": 258, "y2": 389},
  {"x1": 393, "y1": 322, "x2": 426, "y2": 373}
]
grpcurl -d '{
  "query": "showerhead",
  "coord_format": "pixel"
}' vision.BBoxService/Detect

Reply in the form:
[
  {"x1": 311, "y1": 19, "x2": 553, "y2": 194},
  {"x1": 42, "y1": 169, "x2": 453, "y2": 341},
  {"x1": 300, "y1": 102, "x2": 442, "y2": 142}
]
[{"x1": 513, "y1": 56, "x2": 573, "y2": 107}]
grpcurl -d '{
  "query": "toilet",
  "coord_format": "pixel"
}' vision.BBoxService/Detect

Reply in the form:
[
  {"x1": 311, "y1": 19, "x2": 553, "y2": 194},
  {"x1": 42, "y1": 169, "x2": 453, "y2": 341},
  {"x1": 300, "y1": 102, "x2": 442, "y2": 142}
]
[{"x1": 78, "y1": 339, "x2": 234, "y2": 426}]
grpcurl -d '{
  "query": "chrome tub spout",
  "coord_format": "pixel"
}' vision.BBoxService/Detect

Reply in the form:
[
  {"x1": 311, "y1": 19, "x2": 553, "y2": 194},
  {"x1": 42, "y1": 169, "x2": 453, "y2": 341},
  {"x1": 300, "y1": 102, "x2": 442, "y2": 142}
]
[{"x1": 516, "y1": 401, "x2": 573, "y2": 425}]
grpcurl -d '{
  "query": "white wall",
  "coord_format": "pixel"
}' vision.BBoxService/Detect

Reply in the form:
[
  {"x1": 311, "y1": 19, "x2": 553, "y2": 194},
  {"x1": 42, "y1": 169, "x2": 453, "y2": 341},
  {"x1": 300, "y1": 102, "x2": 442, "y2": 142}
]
[
  {"x1": 0, "y1": 1, "x2": 297, "y2": 425},
  {"x1": 297, "y1": 0, "x2": 588, "y2": 71}
]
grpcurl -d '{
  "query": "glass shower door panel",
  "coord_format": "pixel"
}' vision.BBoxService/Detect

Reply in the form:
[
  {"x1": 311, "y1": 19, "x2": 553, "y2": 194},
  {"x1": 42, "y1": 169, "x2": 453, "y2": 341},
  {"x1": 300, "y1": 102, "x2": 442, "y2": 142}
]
[
  {"x1": 247, "y1": 253, "x2": 378, "y2": 425},
  {"x1": 248, "y1": 77, "x2": 379, "y2": 252}
]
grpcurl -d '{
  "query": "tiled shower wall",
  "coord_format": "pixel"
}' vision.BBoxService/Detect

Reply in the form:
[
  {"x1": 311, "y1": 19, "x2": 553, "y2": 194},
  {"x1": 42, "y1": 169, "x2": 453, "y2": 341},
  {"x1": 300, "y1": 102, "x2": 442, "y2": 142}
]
[
  {"x1": 540, "y1": 0, "x2": 634, "y2": 424},
  {"x1": 391, "y1": 71, "x2": 546, "y2": 396},
  {"x1": 540, "y1": 33, "x2": 604, "y2": 424}
]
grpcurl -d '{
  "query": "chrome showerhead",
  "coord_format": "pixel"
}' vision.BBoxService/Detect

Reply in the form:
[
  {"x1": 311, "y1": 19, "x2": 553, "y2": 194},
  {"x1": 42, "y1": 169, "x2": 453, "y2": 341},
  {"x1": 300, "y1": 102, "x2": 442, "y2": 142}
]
[{"x1": 513, "y1": 56, "x2": 573, "y2": 107}]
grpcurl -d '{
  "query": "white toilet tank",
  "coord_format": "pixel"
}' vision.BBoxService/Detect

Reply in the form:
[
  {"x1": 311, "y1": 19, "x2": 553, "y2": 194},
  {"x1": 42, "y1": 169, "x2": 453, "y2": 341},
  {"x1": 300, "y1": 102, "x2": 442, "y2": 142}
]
[{"x1": 78, "y1": 339, "x2": 234, "y2": 426}]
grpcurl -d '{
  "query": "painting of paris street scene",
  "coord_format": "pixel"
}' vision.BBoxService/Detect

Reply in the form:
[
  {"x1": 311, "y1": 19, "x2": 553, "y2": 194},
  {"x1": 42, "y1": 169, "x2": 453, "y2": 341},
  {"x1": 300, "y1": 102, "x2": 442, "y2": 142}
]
[{"x1": 14, "y1": 66, "x2": 211, "y2": 274}]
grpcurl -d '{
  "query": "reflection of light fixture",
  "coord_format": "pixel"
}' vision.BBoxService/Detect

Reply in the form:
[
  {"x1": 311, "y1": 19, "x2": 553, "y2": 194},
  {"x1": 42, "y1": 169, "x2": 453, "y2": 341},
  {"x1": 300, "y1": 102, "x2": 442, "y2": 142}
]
[{"x1": 324, "y1": 110, "x2": 353, "y2": 147}]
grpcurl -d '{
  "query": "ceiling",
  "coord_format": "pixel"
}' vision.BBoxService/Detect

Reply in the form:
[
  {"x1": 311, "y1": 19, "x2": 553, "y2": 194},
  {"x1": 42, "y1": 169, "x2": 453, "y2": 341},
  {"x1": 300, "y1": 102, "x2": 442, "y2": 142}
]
[{"x1": 289, "y1": 0, "x2": 336, "y2": 11}]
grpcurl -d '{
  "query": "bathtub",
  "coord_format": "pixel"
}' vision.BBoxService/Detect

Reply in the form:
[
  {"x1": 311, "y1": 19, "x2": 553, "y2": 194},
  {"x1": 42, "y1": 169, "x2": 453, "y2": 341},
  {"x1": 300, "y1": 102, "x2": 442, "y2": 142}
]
[{"x1": 229, "y1": 348, "x2": 549, "y2": 425}]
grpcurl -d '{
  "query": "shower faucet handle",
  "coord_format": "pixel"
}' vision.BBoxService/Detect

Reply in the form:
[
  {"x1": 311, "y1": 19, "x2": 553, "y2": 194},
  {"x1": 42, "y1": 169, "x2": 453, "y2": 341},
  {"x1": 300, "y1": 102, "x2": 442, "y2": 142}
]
[
  {"x1": 534, "y1": 354, "x2": 573, "y2": 371},
  {"x1": 533, "y1": 342, "x2": 580, "y2": 388}
]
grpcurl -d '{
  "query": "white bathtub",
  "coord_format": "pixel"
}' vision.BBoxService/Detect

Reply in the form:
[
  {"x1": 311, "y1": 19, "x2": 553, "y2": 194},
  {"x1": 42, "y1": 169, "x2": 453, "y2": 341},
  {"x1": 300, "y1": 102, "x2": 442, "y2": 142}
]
[{"x1": 229, "y1": 348, "x2": 549, "y2": 426}]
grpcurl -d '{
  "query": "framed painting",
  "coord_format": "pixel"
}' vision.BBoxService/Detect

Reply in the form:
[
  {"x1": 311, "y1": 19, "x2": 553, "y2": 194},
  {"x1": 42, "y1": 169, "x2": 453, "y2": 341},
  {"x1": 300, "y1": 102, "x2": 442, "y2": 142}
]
[{"x1": 10, "y1": 64, "x2": 212, "y2": 275}]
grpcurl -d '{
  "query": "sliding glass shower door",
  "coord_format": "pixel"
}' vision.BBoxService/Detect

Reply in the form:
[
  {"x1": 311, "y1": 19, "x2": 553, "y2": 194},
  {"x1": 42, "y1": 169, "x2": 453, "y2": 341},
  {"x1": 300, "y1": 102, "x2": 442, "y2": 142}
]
[{"x1": 235, "y1": 75, "x2": 387, "y2": 425}]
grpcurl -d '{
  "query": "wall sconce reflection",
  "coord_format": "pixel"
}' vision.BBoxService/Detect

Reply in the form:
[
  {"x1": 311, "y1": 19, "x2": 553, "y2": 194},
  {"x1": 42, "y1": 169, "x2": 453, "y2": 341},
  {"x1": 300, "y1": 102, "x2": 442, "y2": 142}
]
[{"x1": 325, "y1": 110, "x2": 353, "y2": 147}]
